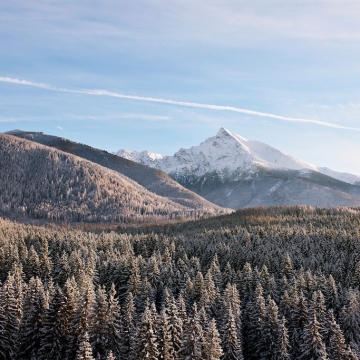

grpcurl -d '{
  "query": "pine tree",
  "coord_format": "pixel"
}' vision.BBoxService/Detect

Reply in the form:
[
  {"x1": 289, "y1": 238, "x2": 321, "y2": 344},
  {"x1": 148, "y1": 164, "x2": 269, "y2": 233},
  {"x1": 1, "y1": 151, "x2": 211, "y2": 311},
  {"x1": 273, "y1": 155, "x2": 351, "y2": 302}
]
[
  {"x1": 107, "y1": 284, "x2": 122, "y2": 359},
  {"x1": 0, "y1": 274, "x2": 20, "y2": 359},
  {"x1": 39, "y1": 238, "x2": 52, "y2": 282},
  {"x1": 106, "y1": 350, "x2": 116, "y2": 360},
  {"x1": 18, "y1": 277, "x2": 47, "y2": 359},
  {"x1": 221, "y1": 305, "x2": 243, "y2": 360},
  {"x1": 299, "y1": 313, "x2": 328, "y2": 360},
  {"x1": 38, "y1": 286, "x2": 67, "y2": 359},
  {"x1": 167, "y1": 297, "x2": 183, "y2": 358},
  {"x1": 352, "y1": 262, "x2": 360, "y2": 290},
  {"x1": 243, "y1": 284, "x2": 266, "y2": 360},
  {"x1": 310, "y1": 291, "x2": 326, "y2": 327},
  {"x1": 325, "y1": 310, "x2": 348, "y2": 360},
  {"x1": 132, "y1": 305, "x2": 159, "y2": 360},
  {"x1": 291, "y1": 291, "x2": 308, "y2": 359},
  {"x1": 75, "y1": 332, "x2": 95, "y2": 360},
  {"x1": 223, "y1": 262, "x2": 234, "y2": 288},
  {"x1": 59, "y1": 276, "x2": 79, "y2": 357},
  {"x1": 158, "y1": 309, "x2": 175, "y2": 360},
  {"x1": 283, "y1": 253, "x2": 293, "y2": 279},
  {"x1": 260, "y1": 298, "x2": 290, "y2": 360},
  {"x1": 203, "y1": 318, "x2": 223, "y2": 360},
  {"x1": 177, "y1": 294, "x2": 187, "y2": 324},
  {"x1": 223, "y1": 283, "x2": 242, "y2": 341},
  {"x1": 239, "y1": 262, "x2": 253, "y2": 303},
  {"x1": 194, "y1": 271, "x2": 205, "y2": 301},
  {"x1": 121, "y1": 291, "x2": 136, "y2": 359},
  {"x1": 179, "y1": 303, "x2": 204, "y2": 360},
  {"x1": 91, "y1": 286, "x2": 109, "y2": 359},
  {"x1": 278, "y1": 316, "x2": 291, "y2": 360},
  {"x1": 209, "y1": 255, "x2": 223, "y2": 290},
  {"x1": 340, "y1": 290, "x2": 360, "y2": 349},
  {"x1": 68, "y1": 278, "x2": 95, "y2": 359}
]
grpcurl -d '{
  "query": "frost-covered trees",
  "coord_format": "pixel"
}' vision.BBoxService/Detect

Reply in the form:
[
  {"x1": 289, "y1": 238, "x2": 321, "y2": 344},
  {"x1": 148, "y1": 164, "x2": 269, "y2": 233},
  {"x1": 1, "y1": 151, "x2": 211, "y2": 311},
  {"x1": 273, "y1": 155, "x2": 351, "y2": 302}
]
[{"x1": 0, "y1": 207, "x2": 360, "y2": 359}]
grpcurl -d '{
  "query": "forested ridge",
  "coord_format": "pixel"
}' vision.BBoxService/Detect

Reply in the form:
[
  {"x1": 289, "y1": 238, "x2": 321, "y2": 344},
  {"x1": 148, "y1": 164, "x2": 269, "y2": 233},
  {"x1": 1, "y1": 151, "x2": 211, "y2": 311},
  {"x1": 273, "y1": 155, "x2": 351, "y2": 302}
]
[
  {"x1": 9, "y1": 130, "x2": 223, "y2": 212},
  {"x1": 0, "y1": 134, "x2": 223, "y2": 224},
  {"x1": 1, "y1": 206, "x2": 360, "y2": 359}
]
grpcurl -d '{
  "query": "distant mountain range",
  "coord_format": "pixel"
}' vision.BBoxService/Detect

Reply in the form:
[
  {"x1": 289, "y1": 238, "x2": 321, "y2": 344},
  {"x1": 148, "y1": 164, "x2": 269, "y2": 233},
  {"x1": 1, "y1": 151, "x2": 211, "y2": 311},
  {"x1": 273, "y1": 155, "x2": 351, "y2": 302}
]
[
  {"x1": 1, "y1": 131, "x2": 227, "y2": 224},
  {"x1": 115, "y1": 127, "x2": 360, "y2": 209}
]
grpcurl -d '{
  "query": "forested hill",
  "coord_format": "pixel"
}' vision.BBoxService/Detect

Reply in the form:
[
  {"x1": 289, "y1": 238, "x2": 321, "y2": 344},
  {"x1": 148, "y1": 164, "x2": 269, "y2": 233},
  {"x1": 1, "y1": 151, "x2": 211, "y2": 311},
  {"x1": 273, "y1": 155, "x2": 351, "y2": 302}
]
[
  {"x1": 1, "y1": 206, "x2": 360, "y2": 359},
  {"x1": 0, "y1": 133, "x2": 219, "y2": 224},
  {"x1": 8, "y1": 130, "x2": 223, "y2": 212}
]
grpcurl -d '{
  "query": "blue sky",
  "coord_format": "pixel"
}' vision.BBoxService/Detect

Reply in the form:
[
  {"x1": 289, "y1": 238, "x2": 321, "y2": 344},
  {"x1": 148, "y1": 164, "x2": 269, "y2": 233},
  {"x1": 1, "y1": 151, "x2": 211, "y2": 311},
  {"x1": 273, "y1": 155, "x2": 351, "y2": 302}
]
[{"x1": 1, "y1": 0, "x2": 360, "y2": 175}]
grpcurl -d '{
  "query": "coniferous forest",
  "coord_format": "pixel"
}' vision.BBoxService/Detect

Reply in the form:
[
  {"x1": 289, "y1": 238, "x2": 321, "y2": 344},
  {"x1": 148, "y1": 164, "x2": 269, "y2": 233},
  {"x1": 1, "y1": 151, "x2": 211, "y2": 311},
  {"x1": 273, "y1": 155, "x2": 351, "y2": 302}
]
[{"x1": 1, "y1": 206, "x2": 360, "y2": 359}]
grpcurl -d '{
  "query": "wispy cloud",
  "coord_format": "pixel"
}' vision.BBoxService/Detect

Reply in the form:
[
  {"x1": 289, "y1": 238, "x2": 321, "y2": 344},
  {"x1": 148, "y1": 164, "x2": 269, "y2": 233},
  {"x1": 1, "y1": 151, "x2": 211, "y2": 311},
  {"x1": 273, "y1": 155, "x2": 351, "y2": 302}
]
[
  {"x1": 67, "y1": 113, "x2": 170, "y2": 121},
  {"x1": 56, "y1": 125, "x2": 63, "y2": 130},
  {"x1": 1, "y1": 76, "x2": 359, "y2": 131}
]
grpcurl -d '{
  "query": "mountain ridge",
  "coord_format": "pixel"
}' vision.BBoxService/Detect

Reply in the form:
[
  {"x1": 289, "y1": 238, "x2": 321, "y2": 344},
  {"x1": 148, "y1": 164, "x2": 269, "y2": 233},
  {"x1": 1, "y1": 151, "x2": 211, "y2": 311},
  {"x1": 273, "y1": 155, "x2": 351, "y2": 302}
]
[
  {"x1": 0, "y1": 133, "x2": 226, "y2": 224},
  {"x1": 116, "y1": 127, "x2": 360, "y2": 185},
  {"x1": 7, "y1": 130, "x2": 225, "y2": 213},
  {"x1": 115, "y1": 127, "x2": 360, "y2": 209}
]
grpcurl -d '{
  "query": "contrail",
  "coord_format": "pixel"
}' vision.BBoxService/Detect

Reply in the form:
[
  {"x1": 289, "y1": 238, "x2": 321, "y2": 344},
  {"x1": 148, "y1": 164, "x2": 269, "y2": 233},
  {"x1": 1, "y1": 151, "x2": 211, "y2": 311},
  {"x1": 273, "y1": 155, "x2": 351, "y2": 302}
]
[{"x1": 1, "y1": 76, "x2": 359, "y2": 131}]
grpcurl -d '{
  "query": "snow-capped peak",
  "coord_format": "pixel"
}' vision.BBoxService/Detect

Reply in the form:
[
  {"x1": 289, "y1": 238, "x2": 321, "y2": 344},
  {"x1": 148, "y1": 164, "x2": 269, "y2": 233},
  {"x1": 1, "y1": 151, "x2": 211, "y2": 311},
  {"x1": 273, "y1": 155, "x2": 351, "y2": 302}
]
[
  {"x1": 114, "y1": 127, "x2": 360, "y2": 185},
  {"x1": 114, "y1": 149, "x2": 164, "y2": 165}
]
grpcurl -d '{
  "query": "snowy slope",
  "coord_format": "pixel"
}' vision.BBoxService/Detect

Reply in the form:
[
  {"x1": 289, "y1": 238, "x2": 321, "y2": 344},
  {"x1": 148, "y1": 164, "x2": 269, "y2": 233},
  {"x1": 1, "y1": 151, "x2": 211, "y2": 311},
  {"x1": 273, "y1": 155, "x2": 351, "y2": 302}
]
[{"x1": 115, "y1": 127, "x2": 360, "y2": 185}]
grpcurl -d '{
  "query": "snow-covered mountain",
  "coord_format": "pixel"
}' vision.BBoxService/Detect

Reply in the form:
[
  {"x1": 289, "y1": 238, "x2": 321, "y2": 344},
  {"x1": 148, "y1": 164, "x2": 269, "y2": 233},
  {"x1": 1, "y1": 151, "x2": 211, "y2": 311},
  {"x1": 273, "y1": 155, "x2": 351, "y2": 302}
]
[
  {"x1": 114, "y1": 127, "x2": 360, "y2": 209},
  {"x1": 115, "y1": 127, "x2": 360, "y2": 185}
]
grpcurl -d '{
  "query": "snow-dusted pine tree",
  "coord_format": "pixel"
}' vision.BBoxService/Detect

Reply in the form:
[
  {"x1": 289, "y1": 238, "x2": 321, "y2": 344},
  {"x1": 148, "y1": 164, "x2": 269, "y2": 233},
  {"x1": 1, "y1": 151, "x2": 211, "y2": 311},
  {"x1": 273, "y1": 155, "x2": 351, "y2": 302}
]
[
  {"x1": 178, "y1": 303, "x2": 204, "y2": 360},
  {"x1": 75, "y1": 332, "x2": 95, "y2": 360},
  {"x1": 203, "y1": 318, "x2": 223, "y2": 360},
  {"x1": 132, "y1": 305, "x2": 159, "y2": 360},
  {"x1": 38, "y1": 286, "x2": 67, "y2": 359},
  {"x1": 299, "y1": 313, "x2": 328, "y2": 360}
]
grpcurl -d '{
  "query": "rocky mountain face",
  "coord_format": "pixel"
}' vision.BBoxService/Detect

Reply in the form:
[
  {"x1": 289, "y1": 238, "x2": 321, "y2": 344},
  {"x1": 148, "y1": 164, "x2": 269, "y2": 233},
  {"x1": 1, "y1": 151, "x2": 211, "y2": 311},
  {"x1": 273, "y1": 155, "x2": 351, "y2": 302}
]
[
  {"x1": 0, "y1": 133, "x2": 226, "y2": 224},
  {"x1": 115, "y1": 127, "x2": 360, "y2": 209},
  {"x1": 8, "y1": 130, "x2": 225, "y2": 214}
]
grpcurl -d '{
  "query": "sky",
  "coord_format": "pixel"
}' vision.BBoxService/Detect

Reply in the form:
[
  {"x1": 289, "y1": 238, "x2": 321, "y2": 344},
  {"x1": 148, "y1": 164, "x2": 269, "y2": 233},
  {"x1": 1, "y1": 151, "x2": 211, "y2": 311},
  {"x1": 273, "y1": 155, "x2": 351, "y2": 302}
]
[{"x1": 1, "y1": 0, "x2": 360, "y2": 175}]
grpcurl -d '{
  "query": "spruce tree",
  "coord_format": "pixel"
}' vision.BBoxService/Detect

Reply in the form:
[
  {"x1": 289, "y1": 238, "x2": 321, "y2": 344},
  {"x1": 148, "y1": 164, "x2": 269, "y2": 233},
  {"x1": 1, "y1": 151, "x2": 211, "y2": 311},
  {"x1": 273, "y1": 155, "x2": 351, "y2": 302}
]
[
  {"x1": 75, "y1": 332, "x2": 95, "y2": 360},
  {"x1": 0, "y1": 275, "x2": 20, "y2": 359},
  {"x1": 68, "y1": 278, "x2": 95, "y2": 359},
  {"x1": 132, "y1": 305, "x2": 159, "y2": 360},
  {"x1": 325, "y1": 310, "x2": 348, "y2": 360},
  {"x1": 278, "y1": 316, "x2": 291, "y2": 360},
  {"x1": 106, "y1": 350, "x2": 116, "y2": 360},
  {"x1": 121, "y1": 291, "x2": 136, "y2": 359},
  {"x1": 203, "y1": 318, "x2": 223, "y2": 360},
  {"x1": 158, "y1": 309, "x2": 175, "y2": 360},
  {"x1": 91, "y1": 286, "x2": 109, "y2": 359},
  {"x1": 221, "y1": 305, "x2": 243, "y2": 360},
  {"x1": 283, "y1": 253, "x2": 293, "y2": 279},
  {"x1": 243, "y1": 283, "x2": 266, "y2": 360},
  {"x1": 339, "y1": 290, "x2": 360, "y2": 349},
  {"x1": 38, "y1": 286, "x2": 67, "y2": 359},
  {"x1": 299, "y1": 313, "x2": 328, "y2": 360},
  {"x1": 18, "y1": 277, "x2": 47, "y2": 359},
  {"x1": 107, "y1": 284, "x2": 122, "y2": 359},
  {"x1": 179, "y1": 303, "x2": 204, "y2": 360},
  {"x1": 260, "y1": 298, "x2": 290, "y2": 360},
  {"x1": 59, "y1": 276, "x2": 79, "y2": 357}
]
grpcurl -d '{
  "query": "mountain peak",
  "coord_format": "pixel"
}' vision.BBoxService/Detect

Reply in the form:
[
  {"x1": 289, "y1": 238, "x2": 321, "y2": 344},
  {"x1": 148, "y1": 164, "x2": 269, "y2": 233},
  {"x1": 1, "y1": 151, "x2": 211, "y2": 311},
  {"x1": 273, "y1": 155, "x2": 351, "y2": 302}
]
[
  {"x1": 115, "y1": 128, "x2": 360, "y2": 185},
  {"x1": 216, "y1": 127, "x2": 248, "y2": 142}
]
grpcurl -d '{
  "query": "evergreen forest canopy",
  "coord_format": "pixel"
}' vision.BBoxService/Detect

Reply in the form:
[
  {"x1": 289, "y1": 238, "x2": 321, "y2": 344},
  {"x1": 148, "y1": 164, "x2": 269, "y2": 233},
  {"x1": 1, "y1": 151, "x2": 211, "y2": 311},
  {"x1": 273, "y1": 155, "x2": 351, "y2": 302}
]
[{"x1": 1, "y1": 206, "x2": 360, "y2": 359}]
